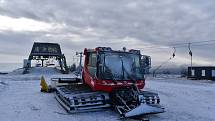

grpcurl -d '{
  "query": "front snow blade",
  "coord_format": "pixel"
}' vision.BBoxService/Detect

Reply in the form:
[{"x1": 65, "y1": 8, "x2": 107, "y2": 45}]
[{"x1": 125, "y1": 104, "x2": 164, "y2": 118}]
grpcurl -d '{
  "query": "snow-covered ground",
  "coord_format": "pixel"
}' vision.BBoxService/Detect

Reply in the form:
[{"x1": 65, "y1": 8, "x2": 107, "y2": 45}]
[
  {"x1": 146, "y1": 75, "x2": 215, "y2": 121},
  {"x1": 0, "y1": 67, "x2": 214, "y2": 121}
]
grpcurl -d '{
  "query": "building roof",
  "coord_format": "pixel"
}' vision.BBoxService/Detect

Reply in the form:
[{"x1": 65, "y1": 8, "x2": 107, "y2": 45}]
[{"x1": 188, "y1": 66, "x2": 215, "y2": 68}]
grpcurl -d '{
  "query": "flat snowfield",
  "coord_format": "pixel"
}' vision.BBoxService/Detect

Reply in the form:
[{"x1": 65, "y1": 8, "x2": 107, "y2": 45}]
[
  {"x1": 145, "y1": 76, "x2": 215, "y2": 121},
  {"x1": 0, "y1": 68, "x2": 214, "y2": 121}
]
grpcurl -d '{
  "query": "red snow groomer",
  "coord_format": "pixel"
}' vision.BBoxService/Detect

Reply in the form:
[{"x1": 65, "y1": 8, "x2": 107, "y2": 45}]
[{"x1": 52, "y1": 47, "x2": 164, "y2": 118}]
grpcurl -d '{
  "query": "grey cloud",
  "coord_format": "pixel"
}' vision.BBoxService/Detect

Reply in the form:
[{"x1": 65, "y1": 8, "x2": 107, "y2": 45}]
[{"x1": 0, "y1": 0, "x2": 214, "y2": 65}]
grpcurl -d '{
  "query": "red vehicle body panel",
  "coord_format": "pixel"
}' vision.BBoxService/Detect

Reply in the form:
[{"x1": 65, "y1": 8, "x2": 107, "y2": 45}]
[
  {"x1": 83, "y1": 69, "x2": 145, "y2": 92},
  {"x1": 83, "y1": 47, "x2": 145, "y2": 92}
]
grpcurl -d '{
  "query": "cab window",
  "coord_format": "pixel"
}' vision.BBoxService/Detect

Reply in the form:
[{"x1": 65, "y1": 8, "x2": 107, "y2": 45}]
[{"x1": 88, "y1": 53, "x2": 97, "y2": 76}]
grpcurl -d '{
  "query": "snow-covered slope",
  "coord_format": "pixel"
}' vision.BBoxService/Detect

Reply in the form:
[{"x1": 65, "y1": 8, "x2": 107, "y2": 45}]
[{"x1": 0, "y1": 68, "x2": 215, "y2": 121}]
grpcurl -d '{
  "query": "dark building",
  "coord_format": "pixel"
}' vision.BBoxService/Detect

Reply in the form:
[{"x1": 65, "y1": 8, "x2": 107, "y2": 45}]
[{"x1": 188, "y1": 66, "x2": 215, "y2": 81}]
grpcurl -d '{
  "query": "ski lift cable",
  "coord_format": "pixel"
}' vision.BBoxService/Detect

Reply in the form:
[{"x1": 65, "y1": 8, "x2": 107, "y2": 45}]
[
  {"x1": 152, "y1": 46, "x2": 178, "y2": 75},
  {"x1": 173, "y1": 42, "x2": 215, "y2": 48},
  {"x1": 137, "y1": 40, "x2": 215, "y2": 50},
  {"x1": 188, "y1": 42, "x2": 215, "y2": 47},
  {"x1": 169, "y1": 40, "x2": 215, "y2": 46},
  {"x1": 137, "y1": 40, "x2": 214, "y2": 68},
  {"x1": 152, "y1": 57, "x2": 173, "y2": 75},
  {"x1": 154, "y1": 47, "x2": 177, "y2": 70}
]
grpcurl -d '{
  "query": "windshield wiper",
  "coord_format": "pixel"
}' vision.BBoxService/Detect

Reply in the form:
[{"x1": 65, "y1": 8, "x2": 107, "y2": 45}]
[
  {"x1": 121, "y1": 59, "x2": 141, "y2": 93},
  {"x1": 102, "y1": 56, "x2": 118, "y2": 84},
  {"x1": 104, "y1": 65, "x2": 117, "y2": 84},
  {"x1": 120, "y1": 58, "x2": 137, "y2": 84}
]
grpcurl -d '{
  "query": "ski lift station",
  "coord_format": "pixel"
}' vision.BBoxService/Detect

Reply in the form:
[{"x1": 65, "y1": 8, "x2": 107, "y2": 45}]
[
  {"x1": 23, "y1": 42, "x2": 69, "y2": 74},
  {"x1": 188, "y1": 66, "x2": 215, "y2": 81}
]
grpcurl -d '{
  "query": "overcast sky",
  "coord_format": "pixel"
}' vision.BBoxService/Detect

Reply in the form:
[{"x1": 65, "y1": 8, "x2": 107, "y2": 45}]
[{"x1": 0, "y1": 0, "x2": 214, "y2": 67}]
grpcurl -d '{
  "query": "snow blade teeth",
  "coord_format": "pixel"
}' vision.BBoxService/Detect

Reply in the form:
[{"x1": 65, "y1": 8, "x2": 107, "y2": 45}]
[{"x1": 124, "y1": 104, "x2": 164, "y2": 118}]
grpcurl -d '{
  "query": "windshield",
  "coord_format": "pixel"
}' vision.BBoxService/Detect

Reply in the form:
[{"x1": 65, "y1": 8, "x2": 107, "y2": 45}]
[{"x1": 100, "y1": 52, "x2": 144, "y2": 80}]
